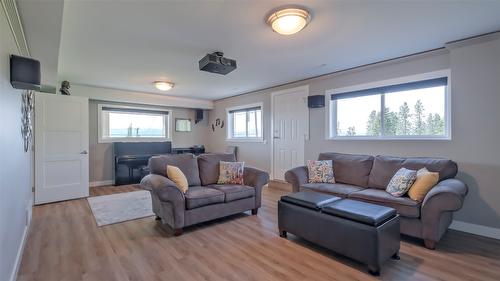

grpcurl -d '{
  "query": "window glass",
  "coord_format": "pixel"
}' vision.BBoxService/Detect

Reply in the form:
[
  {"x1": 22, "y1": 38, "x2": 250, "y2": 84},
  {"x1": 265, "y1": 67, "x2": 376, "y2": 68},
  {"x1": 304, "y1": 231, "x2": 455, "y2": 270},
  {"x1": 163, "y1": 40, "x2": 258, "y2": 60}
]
[
  {"x1": 330, "y1": 75, "x2": 449, "y2": 139},
  {"x1": 336, "y1": 95, "x2": 381, "y2": 137},
  {"x1": 227, "y1": 106, "x2": 263, "y2": 140},
  {"x1": 232, "y1": 111, "x2": 247, "y2": 138},
  {"x1": 107, "y1": 112, "x2": 165, "y2": 138},
  {"x1": 99, "y1": 106, "x2": 170, "y2": 142},
  {"x1": 384, "y1": 86, "x2": 446, "y2": 136}
]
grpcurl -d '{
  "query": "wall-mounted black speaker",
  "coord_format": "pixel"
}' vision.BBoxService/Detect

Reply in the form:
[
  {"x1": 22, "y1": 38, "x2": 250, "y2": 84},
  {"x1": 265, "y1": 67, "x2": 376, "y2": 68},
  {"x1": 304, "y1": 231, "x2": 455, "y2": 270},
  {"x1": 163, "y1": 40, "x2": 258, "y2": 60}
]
[
  {"x1": 10, "y1": 55, "x2": 41, "y2": 90},
  {"x1": 308, "y1": 95, "x2": 325, "y2": 108},
  {"x1": 195, "y1": 109, "x2": 204, "y2": 124}
]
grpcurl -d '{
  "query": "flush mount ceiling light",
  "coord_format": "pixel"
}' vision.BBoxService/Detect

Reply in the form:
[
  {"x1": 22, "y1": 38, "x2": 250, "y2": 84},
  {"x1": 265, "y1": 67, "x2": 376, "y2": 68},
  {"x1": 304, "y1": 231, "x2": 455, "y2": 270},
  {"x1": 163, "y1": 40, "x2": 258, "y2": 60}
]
[
  {"x1": 267, "y1": 7, "x2": 311, "y2": 35},
  {"x1": 154, "y1": 81, "x2": 174, "y2": 91}
]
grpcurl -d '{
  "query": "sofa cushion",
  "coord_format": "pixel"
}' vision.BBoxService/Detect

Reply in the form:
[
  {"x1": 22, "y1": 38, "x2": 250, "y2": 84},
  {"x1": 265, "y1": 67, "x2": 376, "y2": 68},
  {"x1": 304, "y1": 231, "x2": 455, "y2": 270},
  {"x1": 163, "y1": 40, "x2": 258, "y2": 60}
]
[
  {"x1": 281, "y1": 191, "x2": 341, "y2": 210},
  {"x1": 301, "y1": 183, "x2": 365, "y2": 198},
  {"x1": 207, "y1": 184, "x2": 255, "y2": 202},
  {"x1": 149, "y1": 154, "x2": 201, "y2": 186},
  {"x1": 348, "y1": 189, "x2": 421, "y2": 218},
  {"x1": 322, "y1": 199, "x2": 397, "y2": 227},
  {"x1": 318, "y1": 152, "x2": 374, "y2": 187},
  {"x1": 185, "y1": 186, "x2": 225, "y2": 209},
  {"x1": 198, "y1": 153, "x2": 236, "y2": 185},
  {"x1": 368, "y1": 155, "x2": 458, "y2": 189}
]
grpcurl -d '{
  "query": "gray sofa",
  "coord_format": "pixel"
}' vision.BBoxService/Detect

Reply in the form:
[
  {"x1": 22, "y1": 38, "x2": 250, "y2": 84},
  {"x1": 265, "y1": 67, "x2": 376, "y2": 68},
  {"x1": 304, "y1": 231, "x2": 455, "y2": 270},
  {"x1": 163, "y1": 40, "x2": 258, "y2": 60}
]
[
  {"x1": 141, "y1": 153, "x2": 269, "y2": 235},
  {"x1": 285, "y1": 152, "x2": 468, "y2": 249}
]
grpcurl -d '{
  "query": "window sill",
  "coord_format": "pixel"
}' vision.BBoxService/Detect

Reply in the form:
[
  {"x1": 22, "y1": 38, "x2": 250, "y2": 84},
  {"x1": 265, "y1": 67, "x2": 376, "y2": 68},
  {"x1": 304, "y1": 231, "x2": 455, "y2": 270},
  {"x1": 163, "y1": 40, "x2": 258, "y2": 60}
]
[
  {"x1": 225, "y1": 138, "x2": 266, "y2": 143},
  {"x1": 98, "y1": 138, "x2": 172, "y2": 144},
  {"x1": 327, "y1": 136, "x2": 451, "y2": 141}
]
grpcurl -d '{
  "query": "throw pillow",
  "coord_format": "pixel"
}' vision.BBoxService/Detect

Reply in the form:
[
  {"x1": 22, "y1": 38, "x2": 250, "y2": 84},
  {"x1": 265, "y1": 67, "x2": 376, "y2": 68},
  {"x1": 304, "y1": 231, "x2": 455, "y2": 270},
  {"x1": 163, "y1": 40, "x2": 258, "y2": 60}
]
[
  {"x1": 166, "y1": 165, "x2": 189, "y2": 193},
  {"x1": 307, "y1": 160, "x2": 335, "y2": 183},
  {"x1": 408, "y1": 167, "x2": 439, "y2": 202},
  {"x1": 386, "y1": 167, "x2": 417, "y2": 197},
  {"x1": 217, "y1": 161, "x2": 244, "y2": 185}
]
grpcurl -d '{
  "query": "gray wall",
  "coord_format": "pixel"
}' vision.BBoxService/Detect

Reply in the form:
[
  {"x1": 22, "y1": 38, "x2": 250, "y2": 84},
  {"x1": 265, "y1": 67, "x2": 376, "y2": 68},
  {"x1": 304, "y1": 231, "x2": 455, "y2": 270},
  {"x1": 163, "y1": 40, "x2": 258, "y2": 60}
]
[
  {"x1": 206, "y1": 91, "x2": 272, "y2": 170},
  {"x1": 0, "y1": 7, "x2": 33, "y2": 281},
  {"x1": 89, "y1": 100, "x2": 209, "y2": 183},
  {"x1": 206, "y1": 36, "x2": 500, "y2": 229}
]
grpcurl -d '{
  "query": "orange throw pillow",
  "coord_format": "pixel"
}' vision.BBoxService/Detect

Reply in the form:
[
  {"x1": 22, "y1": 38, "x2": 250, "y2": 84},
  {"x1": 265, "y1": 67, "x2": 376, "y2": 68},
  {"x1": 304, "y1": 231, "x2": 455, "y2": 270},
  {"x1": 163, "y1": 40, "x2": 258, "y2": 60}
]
[
  {"x1": 166, "y1": 165, "x2": 189, "y2": 193},
  {"x1": 408, "y1": 167, "x2": 439, "y2": 202}
]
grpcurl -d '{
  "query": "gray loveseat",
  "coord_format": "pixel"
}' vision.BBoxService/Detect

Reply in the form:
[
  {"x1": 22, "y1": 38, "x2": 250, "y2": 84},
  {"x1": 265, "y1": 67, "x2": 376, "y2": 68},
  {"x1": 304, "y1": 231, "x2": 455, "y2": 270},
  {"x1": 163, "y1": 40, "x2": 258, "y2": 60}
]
[
  {"x1": 141, "y1": 153, "x2": 269, "y2": 235},
  {"x1": 285, "y1": 152, "x2": 468, "y2": 249}
]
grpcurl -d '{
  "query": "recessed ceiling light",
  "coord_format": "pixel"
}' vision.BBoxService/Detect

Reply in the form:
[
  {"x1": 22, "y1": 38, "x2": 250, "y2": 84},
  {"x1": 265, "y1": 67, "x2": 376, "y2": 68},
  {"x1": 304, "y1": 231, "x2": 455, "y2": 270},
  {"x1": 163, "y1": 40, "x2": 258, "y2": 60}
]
[
  {"x1": 267, "y1": 7, "x2": 311, "y2": 35},
  {"x1": 154, "y1": 81, "x2": 174, "y2": 91}
]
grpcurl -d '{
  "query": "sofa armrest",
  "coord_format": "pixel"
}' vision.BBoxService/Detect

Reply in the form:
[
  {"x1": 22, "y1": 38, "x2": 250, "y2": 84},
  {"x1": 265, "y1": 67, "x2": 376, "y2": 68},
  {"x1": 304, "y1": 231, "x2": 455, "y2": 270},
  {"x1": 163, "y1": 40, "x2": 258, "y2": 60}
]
[
  {"x1": 284, "y1": 166, "x2": 308, "y2": 192},
  {"x1": 141, "y1": 174, "x2": 185, "y2": 202},
  {"x1": 422, "y1": 178, "x2": 468, "y2": 212},
  {"x1": 141, "y1": 174, "x2": 186, "y2": 229},
  {"x1": 421, "y1": 178, "x2": 468, "y2": 243},
  {"x1": 244, "y1": 167, "x2": 269, "y2": 189},
  {"x1": 244, "y1": 167, "x2": 270, "y2": 209}
]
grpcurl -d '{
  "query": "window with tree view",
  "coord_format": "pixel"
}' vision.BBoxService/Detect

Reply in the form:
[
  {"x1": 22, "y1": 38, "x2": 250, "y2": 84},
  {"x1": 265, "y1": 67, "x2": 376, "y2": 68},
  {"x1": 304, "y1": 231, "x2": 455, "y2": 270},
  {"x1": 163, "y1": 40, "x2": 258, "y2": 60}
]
[{"x1": 330, "y1": 76, "x2": 449, "y2": 139}]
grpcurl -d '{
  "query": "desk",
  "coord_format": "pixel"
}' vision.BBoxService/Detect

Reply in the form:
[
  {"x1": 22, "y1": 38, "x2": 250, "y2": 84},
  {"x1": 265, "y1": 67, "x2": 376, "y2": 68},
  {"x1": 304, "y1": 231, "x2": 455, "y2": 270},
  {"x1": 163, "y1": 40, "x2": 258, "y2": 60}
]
[{"x1": 172, "y1": 146, "x2": 205, "y2": 155}]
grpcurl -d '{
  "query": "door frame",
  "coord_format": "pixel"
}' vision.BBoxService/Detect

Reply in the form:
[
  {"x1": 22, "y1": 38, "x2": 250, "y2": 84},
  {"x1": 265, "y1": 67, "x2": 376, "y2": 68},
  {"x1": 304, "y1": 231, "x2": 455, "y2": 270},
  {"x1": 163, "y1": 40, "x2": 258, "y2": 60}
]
[{"x1": 270, "y1": 85, "x2": 309, "y2": 180}]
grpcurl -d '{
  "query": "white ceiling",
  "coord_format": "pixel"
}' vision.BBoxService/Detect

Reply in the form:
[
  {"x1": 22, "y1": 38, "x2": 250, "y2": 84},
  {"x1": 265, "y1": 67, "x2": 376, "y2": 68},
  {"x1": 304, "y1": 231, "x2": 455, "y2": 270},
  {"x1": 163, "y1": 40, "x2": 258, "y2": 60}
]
[
  {"x1": 24, "y1": 0, "x2": 500, "y2": 100},
  {"x1": 17, "y1": 0, "x2": 64, "y2": 87}
]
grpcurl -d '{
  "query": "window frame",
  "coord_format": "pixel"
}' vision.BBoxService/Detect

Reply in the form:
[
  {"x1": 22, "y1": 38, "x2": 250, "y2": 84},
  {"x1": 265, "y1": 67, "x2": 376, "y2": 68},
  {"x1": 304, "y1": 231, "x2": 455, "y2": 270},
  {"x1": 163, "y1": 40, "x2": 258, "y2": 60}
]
[
  {"x1": 225, "y1": 102, "x2": 264, "y2": 142},
  {"x1": 97, "y1": 104, "x2": 172, "y2": 143},
  {"x1": 326, "y1": 70, "x2": 451, "y2": 140}
]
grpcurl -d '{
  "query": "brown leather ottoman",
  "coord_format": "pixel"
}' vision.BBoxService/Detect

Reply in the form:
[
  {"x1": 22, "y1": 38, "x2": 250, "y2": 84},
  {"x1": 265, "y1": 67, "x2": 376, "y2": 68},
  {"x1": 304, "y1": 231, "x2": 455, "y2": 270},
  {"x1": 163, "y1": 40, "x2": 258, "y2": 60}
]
[{"x1": 278, "y1": 191, "x2": 400, "y2": 275}]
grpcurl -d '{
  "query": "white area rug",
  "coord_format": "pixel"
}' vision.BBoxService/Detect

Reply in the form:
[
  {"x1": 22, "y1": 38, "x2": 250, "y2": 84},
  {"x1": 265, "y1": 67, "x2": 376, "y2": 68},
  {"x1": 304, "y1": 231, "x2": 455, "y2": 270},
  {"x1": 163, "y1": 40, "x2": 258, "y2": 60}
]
[{"x1": 87, "y1": 190, "x2": 154, "y2": 226}]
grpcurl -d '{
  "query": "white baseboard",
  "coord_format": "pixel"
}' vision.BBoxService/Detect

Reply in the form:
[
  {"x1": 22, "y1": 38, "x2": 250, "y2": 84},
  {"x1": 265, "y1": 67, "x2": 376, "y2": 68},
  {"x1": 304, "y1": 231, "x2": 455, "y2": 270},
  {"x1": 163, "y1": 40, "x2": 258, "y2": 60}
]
[
  {"x1": 10, "y1": 197, "x2": 32, "y2": 281},
  {"x1": 90, "y1": 180, "x2": 114, "y2": 187},
  {"x1": 450, "y1": 220, "x2": 500, "y2": 240}
]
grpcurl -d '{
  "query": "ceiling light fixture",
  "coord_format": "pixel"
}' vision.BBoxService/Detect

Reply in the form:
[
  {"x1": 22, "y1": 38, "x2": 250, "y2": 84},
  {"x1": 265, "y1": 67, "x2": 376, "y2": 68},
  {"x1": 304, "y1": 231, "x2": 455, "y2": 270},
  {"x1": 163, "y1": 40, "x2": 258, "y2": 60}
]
[
  {"x1": 154, "y1": 81, "x2": 174, "y2": 91},
  {"x1": 267, "y1": 7, "x2": 311, "y2": 35}
]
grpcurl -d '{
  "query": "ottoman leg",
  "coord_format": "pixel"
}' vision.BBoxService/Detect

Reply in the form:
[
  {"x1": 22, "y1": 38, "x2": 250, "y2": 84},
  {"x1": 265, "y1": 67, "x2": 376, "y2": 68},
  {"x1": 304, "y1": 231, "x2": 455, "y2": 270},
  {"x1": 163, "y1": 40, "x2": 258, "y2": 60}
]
[
  {"x1": 155, "y1": 216, "x2": 161, "y2": 221},
  {"x1": 368, "y1": 265, "x2": 380, "y2": 276},
  {"x1": 391, "y1": 251, "x2": 400, "y2": 260},
  {"x1": 279, "y1": 229, "x2": 287, "y2": 238}
]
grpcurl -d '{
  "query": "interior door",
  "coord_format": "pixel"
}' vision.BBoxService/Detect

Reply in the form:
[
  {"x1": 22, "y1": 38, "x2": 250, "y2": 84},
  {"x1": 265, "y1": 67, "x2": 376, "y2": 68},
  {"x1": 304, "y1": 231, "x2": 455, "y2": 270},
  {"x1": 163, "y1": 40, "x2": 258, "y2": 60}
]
[
  {"x1": 35, "y1": 93, "x2": 89, "y2": 204},
  {"x1": 273, "y1": 86, "x2": 309, "y2": 180}
]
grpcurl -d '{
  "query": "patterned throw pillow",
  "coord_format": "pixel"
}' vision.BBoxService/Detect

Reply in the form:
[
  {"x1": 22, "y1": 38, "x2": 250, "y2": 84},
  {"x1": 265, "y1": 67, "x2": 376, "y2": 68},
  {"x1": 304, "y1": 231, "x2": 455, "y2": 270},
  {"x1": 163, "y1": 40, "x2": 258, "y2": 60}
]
[
  {"x1": 217, "y1": 161, "x2": 244, "y2": 185},
  {"x1": 386, "y1": 168, "x2": 417, "y2": 197},
  {"x1": 307, "y1": 160, "x2": 335, "y2": 184}
]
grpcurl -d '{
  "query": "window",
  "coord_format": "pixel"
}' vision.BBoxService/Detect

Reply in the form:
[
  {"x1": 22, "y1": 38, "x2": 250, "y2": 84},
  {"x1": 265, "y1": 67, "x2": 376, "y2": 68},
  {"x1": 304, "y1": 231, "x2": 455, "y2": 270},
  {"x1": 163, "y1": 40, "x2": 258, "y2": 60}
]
[
  {"x1": 328, "y1": 71, "x2": 450, "y2": 140},
  {"x1": 98, "y1": 105, "x2": 171, "y2": 143},
  {"x1": 226, "y1": 103, "x2": 263, "y2": 141}
]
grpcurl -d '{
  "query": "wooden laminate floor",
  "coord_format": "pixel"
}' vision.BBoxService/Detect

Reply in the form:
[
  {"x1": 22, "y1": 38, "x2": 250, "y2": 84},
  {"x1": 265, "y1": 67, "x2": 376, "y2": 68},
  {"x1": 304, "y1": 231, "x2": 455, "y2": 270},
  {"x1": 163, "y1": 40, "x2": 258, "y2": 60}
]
[{"x1": 18, "y1": 185, "x2": 500, "y2": 281}]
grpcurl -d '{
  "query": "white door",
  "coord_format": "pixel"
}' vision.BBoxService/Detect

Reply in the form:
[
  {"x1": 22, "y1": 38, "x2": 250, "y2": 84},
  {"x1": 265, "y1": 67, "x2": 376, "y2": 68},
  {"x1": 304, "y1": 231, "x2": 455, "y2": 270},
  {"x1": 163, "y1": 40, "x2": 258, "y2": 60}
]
[
  {"x1": 35, "y1": 93, "x2": 89, "y2": 204},
  {"x1": 272, "y1": 86, "x2": 309, "y2": 180}
]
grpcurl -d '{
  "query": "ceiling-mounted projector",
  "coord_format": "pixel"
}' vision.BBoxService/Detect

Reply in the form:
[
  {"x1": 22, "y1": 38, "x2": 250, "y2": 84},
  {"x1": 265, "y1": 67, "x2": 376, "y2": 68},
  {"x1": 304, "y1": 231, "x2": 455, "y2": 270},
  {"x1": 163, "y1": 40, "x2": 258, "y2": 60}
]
[{"x1": 199, "y1": 51, "x2": 237, "y2": 75}]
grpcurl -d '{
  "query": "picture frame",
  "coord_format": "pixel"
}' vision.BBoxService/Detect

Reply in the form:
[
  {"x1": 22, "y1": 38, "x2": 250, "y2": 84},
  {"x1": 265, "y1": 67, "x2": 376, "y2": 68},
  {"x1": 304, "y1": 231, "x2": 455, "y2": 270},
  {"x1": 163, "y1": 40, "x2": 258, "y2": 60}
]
[{"x1": 175, "y1": 118, "x2": 192, "y2": 132}]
